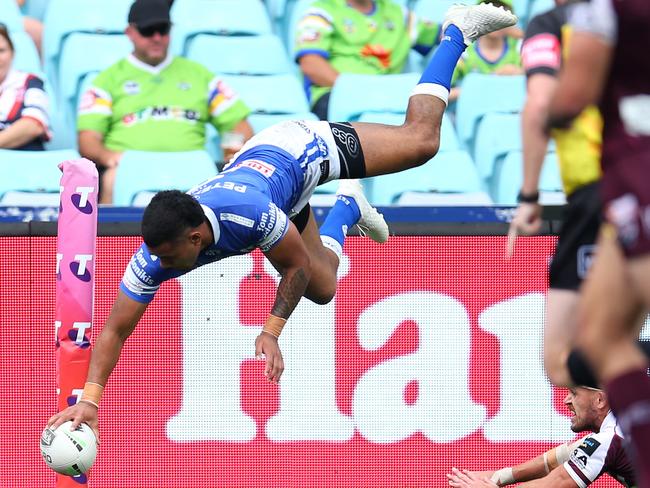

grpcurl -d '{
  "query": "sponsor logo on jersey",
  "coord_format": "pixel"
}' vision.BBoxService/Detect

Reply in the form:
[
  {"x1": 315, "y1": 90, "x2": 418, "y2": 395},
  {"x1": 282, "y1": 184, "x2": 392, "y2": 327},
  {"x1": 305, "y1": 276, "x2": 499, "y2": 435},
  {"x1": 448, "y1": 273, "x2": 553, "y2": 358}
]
[
  {"x1": 577, "y1": 436, "x2": 601, "y2": 456},
  {"x1": 577, "y1": 244, "x2": 596, "y2": 279},
  {"x1": 220, "y1": 213, "x2": 255, "y2": 228},
  {"x1": 123, "y1": 81, "x2": 140, "y2": 95},
  {"x1": 521, "y1": 34, "x2": 561, "y2": 72},
  {"x1": 178, "y1": 82, "x2": 191, "y2": 91},
  {"x1": 122, "y1": 106, "x2": 200, "y2": 125},
  {"x1": 239, "y1": 159, "x2": 276, "y2": 177}
]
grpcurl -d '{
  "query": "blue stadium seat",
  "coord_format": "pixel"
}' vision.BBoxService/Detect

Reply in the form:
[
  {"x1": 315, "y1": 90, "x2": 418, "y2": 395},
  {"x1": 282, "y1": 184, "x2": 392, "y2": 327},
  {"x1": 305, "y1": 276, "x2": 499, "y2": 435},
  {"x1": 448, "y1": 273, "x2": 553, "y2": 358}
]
[
  {"x1": 492, "y1": 150, "x2": 564, "y2": 205},
  {"x1": 186, "y1": 34, "x2": 292, "y2": 75},
  {"x1": 10, "y1": 30, "x2": 41, "y2": 73},
  {"x1": 528, "y1": 0, "x2": 554, "y2": 19},
  {"x1": 0, "y1": 148, "x2": 80, "y2": 204},
  {"x1": 455, "y1": 73, "x2": 526, "y2": 152},
  {"x1": 113, "y1": 150, "x2": 217, "y2": 206},
  {"x1": 221, "y1": 73, "x2": 310, "y2": 115},
  {"x1": 368, "y1": 149, "x2": 486, "y2": 206},
  {"x1": 413, "y1": 0, "x2": 470, "y2": 23},
  {"x1": 357, "y1": 111, "x2": 460, "y2": 152},
  {"x1": 248, "y1": 112, "x2": 318, "y2": 133},
  {"x1": 328, "y1": 72, "x2": 421, "y2": 121},
  {"x1": 42, "y1": 0, "x2": 133, "y2": 90},
  {"x1": 0, "y1": 0, "x2": 25, "y2": 33},
  {"x1": 58, "y1": 34, "x2": 132, "y2": 126},
  {"x1": 21, "y1": 0, "x2": 50, "y2": 21},
  {"x1": 473, "y1": 113, "x2": 522, "y2": 184},
  {"x1": 171, "y1": 0, "x2": 272, "y2": 55}
]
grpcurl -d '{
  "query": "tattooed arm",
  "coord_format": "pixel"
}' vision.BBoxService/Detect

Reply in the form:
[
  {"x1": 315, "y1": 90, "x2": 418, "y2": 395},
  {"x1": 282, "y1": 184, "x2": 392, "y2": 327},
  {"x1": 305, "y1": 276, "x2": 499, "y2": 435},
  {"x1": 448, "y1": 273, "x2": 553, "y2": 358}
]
[{"x1": 257, "y1": 222, "x2": 312, "y2": 383}]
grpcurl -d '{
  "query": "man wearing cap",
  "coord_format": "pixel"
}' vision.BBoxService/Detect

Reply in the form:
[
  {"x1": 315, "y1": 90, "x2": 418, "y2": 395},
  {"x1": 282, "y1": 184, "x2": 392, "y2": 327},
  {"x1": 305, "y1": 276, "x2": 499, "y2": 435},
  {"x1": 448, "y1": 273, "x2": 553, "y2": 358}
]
[
  {"x1": 446, "y1": 386, "x2": 635, "y2": 487},
  {"x1": 77, "y1": 0, "x2": 254, "y2": 204}
]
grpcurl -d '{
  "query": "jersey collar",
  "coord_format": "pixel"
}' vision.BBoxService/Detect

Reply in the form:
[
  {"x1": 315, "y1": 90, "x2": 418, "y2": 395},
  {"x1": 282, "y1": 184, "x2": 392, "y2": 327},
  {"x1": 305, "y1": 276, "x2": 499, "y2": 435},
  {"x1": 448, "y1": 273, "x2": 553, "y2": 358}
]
[
  {"x1": 200, "y1": 204, "x2": 220, "y2": 245},
  {"x1": 126, "y1": 53, "x2": 174, "y2": 75}
]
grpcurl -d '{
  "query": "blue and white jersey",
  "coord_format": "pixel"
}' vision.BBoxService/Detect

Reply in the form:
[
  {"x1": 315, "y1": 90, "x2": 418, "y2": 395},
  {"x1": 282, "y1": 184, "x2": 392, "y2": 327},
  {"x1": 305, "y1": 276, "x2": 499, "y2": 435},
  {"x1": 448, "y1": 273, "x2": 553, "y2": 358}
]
[{"x1": 120, "y1": 120, "x2": 345, "y2": 303}]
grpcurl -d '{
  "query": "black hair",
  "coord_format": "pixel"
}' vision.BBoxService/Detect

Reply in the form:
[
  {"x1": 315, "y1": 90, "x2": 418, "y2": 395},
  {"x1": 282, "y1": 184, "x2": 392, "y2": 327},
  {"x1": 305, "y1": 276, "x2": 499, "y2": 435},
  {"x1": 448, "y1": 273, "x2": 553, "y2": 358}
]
[
  {"x1": 0, "y1": 24, "x2": 15, "y2": 52},
  {"x1": 141, "y1": 190, "x2": 205, "y2": 247}
]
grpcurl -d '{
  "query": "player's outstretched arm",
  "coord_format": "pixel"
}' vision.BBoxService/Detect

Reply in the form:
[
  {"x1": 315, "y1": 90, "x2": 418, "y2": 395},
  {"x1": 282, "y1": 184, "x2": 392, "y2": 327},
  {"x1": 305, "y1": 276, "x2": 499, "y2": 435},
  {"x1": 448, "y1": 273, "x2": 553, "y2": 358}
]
[
  {"x1": 47, "y1": 291, "x2": 148, "y2": 441},
  {"x1": 448, "y1": 440, "x2": 580, "y2": 486},
  {"x1": 258, "y1": 222, "x2": 312, "y2": 384}
]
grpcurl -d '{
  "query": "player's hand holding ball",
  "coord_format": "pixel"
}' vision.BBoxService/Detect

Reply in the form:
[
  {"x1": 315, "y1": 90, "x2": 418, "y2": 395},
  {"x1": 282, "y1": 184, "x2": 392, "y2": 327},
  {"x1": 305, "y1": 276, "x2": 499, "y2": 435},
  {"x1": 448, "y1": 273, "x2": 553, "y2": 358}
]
[{"x1": 40, "y1": 420, "x2": 97, "y2": 476}]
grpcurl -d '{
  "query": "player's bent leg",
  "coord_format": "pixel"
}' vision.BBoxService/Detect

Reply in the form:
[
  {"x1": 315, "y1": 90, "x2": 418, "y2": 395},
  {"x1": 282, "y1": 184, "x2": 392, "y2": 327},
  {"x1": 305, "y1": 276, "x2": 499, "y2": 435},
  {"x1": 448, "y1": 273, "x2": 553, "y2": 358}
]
[
  {"x1": 543, "y1": 289, "x2": 580, "y2": 387},
  {"x1": 298, "y1": 208, "x2": 341, "y2": 305},
  {"x1": 354, "y1": 3, "x2": 516, "y2": 178}
]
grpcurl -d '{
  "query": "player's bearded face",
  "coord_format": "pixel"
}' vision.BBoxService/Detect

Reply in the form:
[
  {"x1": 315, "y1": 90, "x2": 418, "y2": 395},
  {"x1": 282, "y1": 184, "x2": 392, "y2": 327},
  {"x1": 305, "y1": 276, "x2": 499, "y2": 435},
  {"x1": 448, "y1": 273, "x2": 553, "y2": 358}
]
[{"x1": 565, "y1": 388, "x2": 598, "y2": 432}]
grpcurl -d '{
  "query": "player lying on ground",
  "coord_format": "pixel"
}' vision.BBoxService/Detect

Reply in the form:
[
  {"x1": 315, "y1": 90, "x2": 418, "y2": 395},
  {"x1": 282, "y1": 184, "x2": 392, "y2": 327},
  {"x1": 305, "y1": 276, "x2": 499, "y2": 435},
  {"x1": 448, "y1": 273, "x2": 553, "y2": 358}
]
[
  {"x1": 47, "y1": 3, "x2": 516, "y2": 441},
  {"x1": 446, "y1": 387, "x2": 635, "y2": 487}
]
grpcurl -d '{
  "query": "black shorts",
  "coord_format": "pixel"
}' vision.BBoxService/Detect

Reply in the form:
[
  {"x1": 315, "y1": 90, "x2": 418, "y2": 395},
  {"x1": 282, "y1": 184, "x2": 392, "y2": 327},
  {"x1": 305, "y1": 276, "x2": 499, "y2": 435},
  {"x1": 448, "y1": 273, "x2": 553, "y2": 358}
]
[
  {"x1": 290, "y1": 203, "x2": 311, "y2": 234},
  {"x1": 549, "y1": 182, "x2": 601, "y2": 290}
]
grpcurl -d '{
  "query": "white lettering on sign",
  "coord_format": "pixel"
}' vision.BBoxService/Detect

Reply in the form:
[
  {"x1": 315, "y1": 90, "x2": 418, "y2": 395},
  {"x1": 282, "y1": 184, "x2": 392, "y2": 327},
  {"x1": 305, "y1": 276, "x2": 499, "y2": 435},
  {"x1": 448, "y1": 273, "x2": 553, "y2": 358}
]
[
  {"x1": 168, "y1": 267, "x2": 575, "y2": 444},
  {"x1": 480, "y1": 294, "x2": 571, "y2": 442}
]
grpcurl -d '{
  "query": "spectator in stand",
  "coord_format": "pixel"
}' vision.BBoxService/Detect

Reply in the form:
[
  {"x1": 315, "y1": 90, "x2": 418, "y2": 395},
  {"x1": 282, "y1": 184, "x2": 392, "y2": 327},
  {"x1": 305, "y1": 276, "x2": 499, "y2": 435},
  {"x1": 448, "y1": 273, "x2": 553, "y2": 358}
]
[
  {"x1": 295, "y1": 0, "x2": 441, "y2": 120},
  {"x1": 77, "y1": 0, "x2": 254, "y2": 204},
  {"x1": 15, "y1": 0, "x2": 44, "y2": 57},
  {"x1": 0, "y1": 25, "x2": 50, "y2": 150},
  {"x1": 449, "y1": 0, "x2": 522, "y2": 103}
]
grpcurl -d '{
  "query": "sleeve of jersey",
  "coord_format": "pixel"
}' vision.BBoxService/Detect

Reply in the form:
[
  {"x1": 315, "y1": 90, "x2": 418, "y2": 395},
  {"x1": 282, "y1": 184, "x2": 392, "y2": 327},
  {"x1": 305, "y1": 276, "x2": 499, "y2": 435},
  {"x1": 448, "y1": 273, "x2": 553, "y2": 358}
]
[
  {"x1": 119, "y1": 244, "x2": 167, "y2": 304},
  {"x1": 521, "y1": 13, "x2": 562, "y2": 78},
  {"x1": 22, "y1": 75, "x2": 51, "y2": 139},
  {"x1": 563, "y1": 433, "x2": 612, "y2": 488},
  {"x1": 569, "y1": 0, "x2": 617, "y2": 44},
  {"x1": 76, "y1": 75, "x2": 113, "y2": 135},
  {"x1": 294, "y1": 5, "x2": 334, "y2": 62},
  {"x1": 207, "y1": 77, "x2": 251, "y2": 134}
]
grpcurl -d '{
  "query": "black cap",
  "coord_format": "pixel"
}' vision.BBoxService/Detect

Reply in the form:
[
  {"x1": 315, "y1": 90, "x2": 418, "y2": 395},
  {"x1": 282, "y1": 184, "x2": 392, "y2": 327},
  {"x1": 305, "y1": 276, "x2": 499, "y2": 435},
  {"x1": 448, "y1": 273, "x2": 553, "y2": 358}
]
[{"x1": 128, "y1": 0, "x2": 171, "y2": 29}]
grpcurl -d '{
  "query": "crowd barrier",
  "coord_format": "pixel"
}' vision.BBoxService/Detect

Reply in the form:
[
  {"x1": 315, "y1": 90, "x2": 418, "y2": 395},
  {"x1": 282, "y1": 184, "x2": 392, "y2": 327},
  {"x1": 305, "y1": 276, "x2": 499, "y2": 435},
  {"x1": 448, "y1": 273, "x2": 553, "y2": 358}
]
[{"x1": 0, "y1": 207, "x2": 625, "y2": 487}]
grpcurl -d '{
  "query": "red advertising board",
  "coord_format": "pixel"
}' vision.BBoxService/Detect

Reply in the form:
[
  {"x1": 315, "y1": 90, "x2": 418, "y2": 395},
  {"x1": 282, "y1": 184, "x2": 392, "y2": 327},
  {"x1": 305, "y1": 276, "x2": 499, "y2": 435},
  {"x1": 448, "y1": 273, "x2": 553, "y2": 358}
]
[{"x1": 0, "y1": 235, "x2": 620, "y2": 487}]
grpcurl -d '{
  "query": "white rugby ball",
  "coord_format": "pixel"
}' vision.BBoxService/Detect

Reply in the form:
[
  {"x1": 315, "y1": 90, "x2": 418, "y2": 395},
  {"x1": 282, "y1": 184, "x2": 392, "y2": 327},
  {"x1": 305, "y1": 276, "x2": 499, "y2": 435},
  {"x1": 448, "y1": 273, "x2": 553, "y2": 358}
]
[{"x1": 40, "y1": 421, "x2": 97, "y2": 476}]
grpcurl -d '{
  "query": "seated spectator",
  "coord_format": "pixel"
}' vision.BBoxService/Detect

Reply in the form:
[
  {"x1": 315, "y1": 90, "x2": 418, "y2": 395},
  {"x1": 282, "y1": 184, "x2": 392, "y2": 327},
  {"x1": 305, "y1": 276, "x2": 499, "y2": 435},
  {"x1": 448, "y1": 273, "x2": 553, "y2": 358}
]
[
  {"x1": 449, "y1": 0, "x2": 522, "y2": 103},
  {"x1": 77, "y1": 0, "x2": 254, "y2": 204},
  {"x1": 0, "y1": 25, "x2": 50, "y2": 150},
  {"x1": 16, "y1": 0, "x2": 44, "y2": 57},
  {"x1": 295, "y1": 0, "x2": 441, "y2": 120}
]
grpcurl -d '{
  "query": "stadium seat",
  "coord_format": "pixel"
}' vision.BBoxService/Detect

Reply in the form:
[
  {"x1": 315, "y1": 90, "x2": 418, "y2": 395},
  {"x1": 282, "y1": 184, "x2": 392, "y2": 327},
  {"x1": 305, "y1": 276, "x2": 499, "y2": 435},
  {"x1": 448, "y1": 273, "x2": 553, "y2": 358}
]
[
  {"x1": 21, "y1": 0, "x2": 50, "y2": 21},
  {"x1": 10, "y1": 30, "x2": 41, "y2": 74},
  {"x1": 248, "y1": 112, "x2": 318, "y2": 133},
  {"x1": 58, "y1": 33, "x2": 132, "y2": 126},
  {"x1": 328, "y1": 72, "x2": 421, "y2": 121},
  {"x1": 113, "y1": 150, "x2": 217, "y2": 206},
  {"x1": 528, "y1": 0, "x2": 554, "y2": 19},
  {"x1": 221, "y1": 73, "x2": 310, "y2": 115},
  {"x1": 170, "y1": 0, "x2": 272, "y2": 56},
  {"x1": 413, "y1": 0, "x2": 470, "y2": 23},
  {"x1": 42, "y1": 0, "x2": 133, "y2": 89},
  {"x1": 368, "y1": 149, "x2": 485, "y2": 206},
  {"x1": 473, "y1": 113, "x2": 522, "y2": 184},
  {"x1": 357, "y1": 111, "x2": 460, "y2": 153},
  {"x1": 0, "y1": 0, "x2": 25, "y2": 33},
  {"x1": 0, "y1": 149, "x2": 80, "y2": 204},
  {"x1": 492, "y1": 150, "x2": 564, "y2": 205},
  {"x1": 186, "y1": 34, "x2": 292, "y2": 75},
  {"x1": 455, "y1": 73, "x2": 526, "y2": 152}
]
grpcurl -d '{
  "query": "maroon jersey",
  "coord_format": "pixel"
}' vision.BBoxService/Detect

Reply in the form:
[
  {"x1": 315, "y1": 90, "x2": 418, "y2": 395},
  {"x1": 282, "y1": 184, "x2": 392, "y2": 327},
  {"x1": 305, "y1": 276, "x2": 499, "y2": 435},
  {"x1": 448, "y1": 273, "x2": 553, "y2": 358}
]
[{"x1": 572, "y1": 0, "x2": 650, "y2": 255}]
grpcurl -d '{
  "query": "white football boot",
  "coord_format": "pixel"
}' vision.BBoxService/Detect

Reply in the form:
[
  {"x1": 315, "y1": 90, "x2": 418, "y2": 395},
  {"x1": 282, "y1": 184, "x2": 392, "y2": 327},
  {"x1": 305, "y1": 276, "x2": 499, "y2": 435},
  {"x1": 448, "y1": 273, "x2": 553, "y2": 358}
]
[
  {"x1": 443, "y1": 3, "x2": 518, "y2": 46},
  {"x1": 336, "y1": 179, "x2": 389, "y2": 244}
]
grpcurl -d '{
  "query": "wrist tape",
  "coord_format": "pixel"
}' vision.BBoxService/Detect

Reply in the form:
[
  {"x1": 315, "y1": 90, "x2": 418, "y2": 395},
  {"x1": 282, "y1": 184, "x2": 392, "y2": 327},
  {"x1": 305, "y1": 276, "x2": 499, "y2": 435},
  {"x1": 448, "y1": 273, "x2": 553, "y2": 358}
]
[{"x1": 262, "y1": 315, "x2": 287, "y2": 338}]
